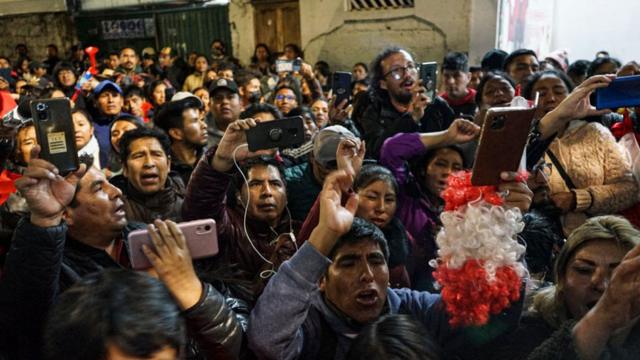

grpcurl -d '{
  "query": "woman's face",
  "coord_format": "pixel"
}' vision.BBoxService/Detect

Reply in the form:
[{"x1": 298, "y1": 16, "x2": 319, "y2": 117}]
[
  {"x1": 256, "y1": 46, "x2": 269, "y2": 62},
  {"x1": 356, "y1": 179, "x2": 397, "y2": 229},
  {"x1": 532, "y1": 75, "x2": 569, "y2": 118},
  {"x1": 110, "y1": 120, "x2": 138, "y2": 153},
  {"x1": 195, "y1": 56, "x2": 209, "y2": 73},
  {"x1": 311, "y1": 99, "x2": 329, "y2": 128},
  {"x1": 194, "y1": 88, "x2": 210, "y2": 114},
  {"x1": 424, "y1": 148, "x2": 463, "y2": 195},
  {"x1": 20, "y1": 59, "x2": 29, "y2": 72},
  {"x1": 152, "y1": 84, "x2": 167, "y2": 106},
  {"x1": 481, "y1": 77, "x2": 515, "y2": 109},
  {"x1": 353, "y1": 64, "x2": 367, "y2": 81},
  {"x1": 274, "y1": 88, "x2": 298, "y2": 115},
  {"x1": 72, "y1": 112, "x2": 93, "y2": 150},
  {"x1": 562, "y1": 239, "x2": 629, "y2": 320}
]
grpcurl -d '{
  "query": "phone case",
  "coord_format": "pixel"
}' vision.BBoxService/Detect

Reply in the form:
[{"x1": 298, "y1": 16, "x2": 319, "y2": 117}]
[
  {"x1": 127, "y1": 218, "x2": 219, "y2": 270},
  {"x1": 30, "y1": 98, "x2": 79, "y2": 175},
  {"x1": 421, "y1": 62, "x2": 438, "y2": 100},
  {"x1": 595, "y1": 75, "x2": 640, "y2": 110},
  {"x1": 332, "y1": 71, "x2": 353, "y2": 107},
  {"x1": 471, "y1": 107, "x2": 536, "y2": 186},
  {"x1": 246, "y1": 116, "x2": 305, "y2": 152}
]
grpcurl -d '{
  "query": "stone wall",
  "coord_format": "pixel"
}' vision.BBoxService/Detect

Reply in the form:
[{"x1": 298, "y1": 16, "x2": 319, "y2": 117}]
[{"x1": 0, "y1": 12, "x2": 78, "y2": 63}]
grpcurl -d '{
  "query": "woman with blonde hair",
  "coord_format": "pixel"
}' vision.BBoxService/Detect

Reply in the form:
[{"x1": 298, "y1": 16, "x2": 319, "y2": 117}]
[{"x1": 488, "y1": 215, "x2": 640, "y2": 359}]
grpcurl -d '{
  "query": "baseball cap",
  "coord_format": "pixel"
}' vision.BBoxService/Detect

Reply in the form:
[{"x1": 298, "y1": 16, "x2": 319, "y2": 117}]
[
  {"x1": 312, "y1": 125, "x2": 356, "y2": 168},
  {"x1": 208, "y1": 78, "x2": 238, "y2": 96},
  {"x1": 155, "y1": 92, "x2": 204, "y2": 132},
  {"x1": 94, "y1": 80, "x2": 123, "y2": 96}
]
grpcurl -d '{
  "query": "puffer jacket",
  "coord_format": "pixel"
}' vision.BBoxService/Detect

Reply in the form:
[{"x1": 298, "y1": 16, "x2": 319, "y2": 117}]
[{"x1": 122, "y1": 172, "x2": 185, "y2": 224}]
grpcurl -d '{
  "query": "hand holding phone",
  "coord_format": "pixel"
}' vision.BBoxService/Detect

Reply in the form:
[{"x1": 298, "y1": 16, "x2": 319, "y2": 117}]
[
  {"x1": 420, "y1": 62, "x2": 438, "y2": 101},
  {"x1": 332, "y1": 72, "x2": 352, "y2": 108},
  {"x1": 594, "y1": 75, "x2": 640, "y2": 109},
  {"x1": 129, "y1": 218, "x2": 219, "y2": 270},
  {"x1": 246, "y1": 116, "x2": 305, "y2": 152},
  {"x1": 139, "y1": 219, "x2": 206, "y2": 310},
  {"x1": 471, "y1": 107, "x2": 536, "y2": 186},
  {"x1": 30, "y1": 98, "x2": 79, "y2": 175}
]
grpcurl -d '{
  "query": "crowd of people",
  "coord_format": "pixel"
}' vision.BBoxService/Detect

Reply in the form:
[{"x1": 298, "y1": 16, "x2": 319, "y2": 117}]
[{"x1": 0, "y1": 37, "x2": 639, "y2": 360}]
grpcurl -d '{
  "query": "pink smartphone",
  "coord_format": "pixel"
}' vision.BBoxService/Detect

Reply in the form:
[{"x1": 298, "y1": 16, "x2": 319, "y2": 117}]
[{"x1": 127, "y1": 218, "x2": 219, "y2": 270}]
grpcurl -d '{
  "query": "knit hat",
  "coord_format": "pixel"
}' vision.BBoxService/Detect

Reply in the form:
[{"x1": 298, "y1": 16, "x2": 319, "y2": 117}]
[
  {"x1": 312, "y1": 125, "x2": 356, "y2": 167},
  {"x1": 545, "y1": 49, "x2": 569, "y2": 72}
]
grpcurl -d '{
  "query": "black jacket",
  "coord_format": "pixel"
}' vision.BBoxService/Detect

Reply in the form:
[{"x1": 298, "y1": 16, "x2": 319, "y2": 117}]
[
  {"x1": 122, "y1": 172, "x2": 185, "y2": 224},
  {"x1": 358, "y1": 93, "x2": 455, "y2": 158},
  {"x1": 0, "y1": 219, "x2": 245, "y2": 360}
]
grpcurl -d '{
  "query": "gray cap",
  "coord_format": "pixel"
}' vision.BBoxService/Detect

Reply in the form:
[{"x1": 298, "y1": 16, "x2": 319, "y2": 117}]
[{"x1": 312, "y1": 125, "x2": 356, "y2": 167}]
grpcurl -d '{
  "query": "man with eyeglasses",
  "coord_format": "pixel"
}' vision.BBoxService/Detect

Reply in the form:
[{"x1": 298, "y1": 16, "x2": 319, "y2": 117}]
[
  {"x1": 206, "y1": 78, "x2": 242, "y2": 147},
  {"x1": 357, "y1": 47, "x2": 457, "y2": 158}
]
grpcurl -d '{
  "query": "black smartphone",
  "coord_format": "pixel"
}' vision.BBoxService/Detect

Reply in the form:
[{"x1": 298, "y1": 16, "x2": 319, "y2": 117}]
[
  {"x1": 594, "y1": 75, "x2": 640, "y2": 110},
  {"x1": 332, "y1": 71, "x2": 352, "y2": 108},
  {"x1": 420, "y1": 62, "x2": 438, "y2": 100},
  {"x1": 30, "y1": 98, "x2": 79, "y2": 175},
  {"x1": 246, "y1": 116, "x2": 305, "y2": 152},
  {"x1": 293, "y1": 58, "x2": 302, "y2": 72}
]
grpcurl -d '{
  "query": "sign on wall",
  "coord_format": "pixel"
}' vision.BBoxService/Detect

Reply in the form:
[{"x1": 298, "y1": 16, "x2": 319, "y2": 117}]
[{"x1": 101, "y1": 18, "x2": 156, "y2": 40}]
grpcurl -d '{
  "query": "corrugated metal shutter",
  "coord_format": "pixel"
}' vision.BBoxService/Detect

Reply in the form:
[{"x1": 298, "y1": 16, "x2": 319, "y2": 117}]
[{"x1": 155, "y1": 5, "x2": 232, "y2": 58}]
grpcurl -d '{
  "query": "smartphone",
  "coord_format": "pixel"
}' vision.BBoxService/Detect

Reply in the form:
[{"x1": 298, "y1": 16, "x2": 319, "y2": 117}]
[
  {"x1": 246, "y1": 116, "x2": 305, "y2": 152},
  {"x1": 332, "y1": 71, "x2": 352, "y2": 108},
  {"x1": 127, "y1": 218, "x2": 219, "y2": 270},
  {"x1": 595, "y1": 75, "x2": 640, "y2": 110},
  {"x1": 420, "y1": 62, "x2": 438, "y2": 101},
  {"x1": 471, "y1": 106, "x2": 537, "y2": 186},
  {"x1": 275, "y1": 60, "x2": 294, "y2": 73},
  {"x1": 30, "y1": 98, "x2": 78, "y2": 175},
  {"x1": 292, "y1": 58, "x2": 302, "y2": 72}
]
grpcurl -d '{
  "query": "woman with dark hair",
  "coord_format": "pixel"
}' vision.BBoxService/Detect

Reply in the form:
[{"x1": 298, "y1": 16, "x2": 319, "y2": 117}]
[
  {"x1": 474, "y1": 70, "x2": 516, "y2": 125},
  {"x1": 346, "y1": 314, "x2": 441, "y2": 360},
  {"x1": 587, "y1": 56, "x2": 621, "y2": 77},
  {"x1": 283, "y1": 43, "x2": 303, "y2": 60},
  {"x1": 182, "y1": 54, "x2": 209, "y2": 92},
  {"x1": 522, "y1": 71, "x2": 637, "y2": 236},
  {"x1": 250, "y1": 43, "x2": 273, "y2": 76},
  {"x1": 380, "y1": 119, "x2": 477, "y2": 291}
]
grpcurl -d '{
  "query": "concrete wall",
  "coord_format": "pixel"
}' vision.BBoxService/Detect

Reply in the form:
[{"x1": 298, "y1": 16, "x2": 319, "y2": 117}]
[
  {"x1": 228, "y1": 0, "x2": 255, "y2": 65},
  {"x1": 0, "y1": 0, "x2": 66, "y2": 16},
  {"x1": 0, "y1": 12, "x2": 78, "y2": 62},
  {"x1": 298, "y1": 0, "x2": 474, "y2": 70},
  {"x1": 469, "y1": 0, "x2": 498, "y2": 65}
]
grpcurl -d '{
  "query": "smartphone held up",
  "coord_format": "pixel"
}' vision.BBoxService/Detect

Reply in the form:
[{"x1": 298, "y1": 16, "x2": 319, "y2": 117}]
[{"x1": 30, "y1": 98, "x2": 79, "y2": 175}]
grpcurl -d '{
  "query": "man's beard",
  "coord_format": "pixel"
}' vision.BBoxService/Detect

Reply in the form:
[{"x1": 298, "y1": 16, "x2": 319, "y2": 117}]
[{"x1": 389, "y1": 88, "x2": 412, "y2": 105}]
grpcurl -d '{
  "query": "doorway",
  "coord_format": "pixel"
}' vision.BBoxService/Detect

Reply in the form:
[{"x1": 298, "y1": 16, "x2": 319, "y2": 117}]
[{"x1": 253, "y1": 0, "x2": 301, "y2": 54}]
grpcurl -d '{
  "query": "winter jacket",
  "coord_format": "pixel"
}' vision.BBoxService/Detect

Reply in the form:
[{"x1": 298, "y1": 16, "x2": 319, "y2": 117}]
[
  {"x1": 546, "y1": 120, "x2": 638, "y2": 235},
  {"x1": 182, "y1": 147, "x2": 301, "y2": 296},
  {"x1": 122, "y1": 172, "x2": 186, "y2": 224},
  {"x1": 359, "y1": 93, "x2": 455, "y2": 159},
  {"x1": 0, "y1": 218, "x2": 245, "y2": 360},
  {"x1": 379, "y1": 132, "x2": 442, "y2": 291},
  {"x1": 283, "y1": 161, "x2": 322, "y2": 221},
  {"x1": 248, "y1": 242, "x2": 523, "y2": 360}
]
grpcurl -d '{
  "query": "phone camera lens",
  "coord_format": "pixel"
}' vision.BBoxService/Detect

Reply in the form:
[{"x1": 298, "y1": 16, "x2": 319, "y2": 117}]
[
  {"x1": 204, "y1": 225, "x2": 211, "y2": 231},
  {"x1": 269, "y1": 128, "x2": 283, "y2": 141},
  {"x1": 38, "y1": 111, "x2": 48, "y2": 121},
  {"x1": 35, "y1": 103, "x2": 47, "y2": 111}
]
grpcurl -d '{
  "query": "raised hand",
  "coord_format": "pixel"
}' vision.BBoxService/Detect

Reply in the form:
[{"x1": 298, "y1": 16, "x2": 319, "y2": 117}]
[
  {"x1": 143, "y1": 219, "x2": 203, "y2": 310},
  {"x1": 409, "y1": 81, "x2": 429, "y2": 123},
  {"x1": 14, "y1": 146, "x2": 87, "y2": 227},
  {"x1": 336, "y1": 138, "x2": 365, "y2": 179},
  {"x1": 551, "y1": 75, "x2": 613, "y2": 122},
  {"x1": 310, "y1": 170, "x2": 359, "y2": 256},
  {"x1": 211, "y1": 118, "x2": 273, "y2": 172},
  {"x1": 328, "y1": 96, "x2": 351, "y2": 124},
  {"x1": 444, "y1": 118, "x2": 481, "y2": 145},
  {"x1": 574, "y1": 243, "x2": 640, "y2": 360}
]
